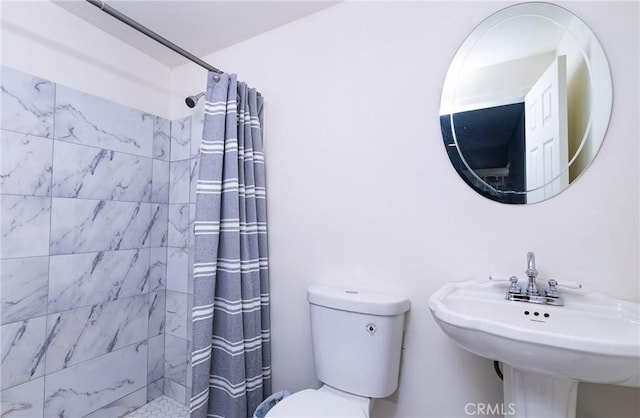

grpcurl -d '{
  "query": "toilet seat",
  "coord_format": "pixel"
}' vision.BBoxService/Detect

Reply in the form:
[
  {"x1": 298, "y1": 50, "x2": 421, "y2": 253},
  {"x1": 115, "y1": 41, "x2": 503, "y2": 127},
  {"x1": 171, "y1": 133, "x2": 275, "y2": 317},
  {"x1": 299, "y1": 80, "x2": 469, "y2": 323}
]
[{"x1": 265, "y1": 387, "x2": 369, "y2": 417}]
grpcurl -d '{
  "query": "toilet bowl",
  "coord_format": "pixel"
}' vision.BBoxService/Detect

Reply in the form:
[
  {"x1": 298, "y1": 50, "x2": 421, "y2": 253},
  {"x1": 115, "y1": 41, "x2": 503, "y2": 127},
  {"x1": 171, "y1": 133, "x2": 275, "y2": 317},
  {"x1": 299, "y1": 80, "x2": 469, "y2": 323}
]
[
  {"x1": 265, "y1": 285, "x2": 410, "y2": 417},
  {"x1": 266, "y1": 385, "x2": 371, "y2": 417}
]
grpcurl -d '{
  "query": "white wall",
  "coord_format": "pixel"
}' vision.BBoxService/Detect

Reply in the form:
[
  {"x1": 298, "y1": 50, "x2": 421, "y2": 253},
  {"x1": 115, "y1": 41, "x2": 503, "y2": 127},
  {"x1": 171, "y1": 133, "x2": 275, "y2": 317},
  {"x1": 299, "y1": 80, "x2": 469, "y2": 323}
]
[
  {"x1": 173, "y1": 1, "x2": 639, "y2": 417},
  {"x1": 0, "y1": 0, "x2": 173, "y2": 118}
]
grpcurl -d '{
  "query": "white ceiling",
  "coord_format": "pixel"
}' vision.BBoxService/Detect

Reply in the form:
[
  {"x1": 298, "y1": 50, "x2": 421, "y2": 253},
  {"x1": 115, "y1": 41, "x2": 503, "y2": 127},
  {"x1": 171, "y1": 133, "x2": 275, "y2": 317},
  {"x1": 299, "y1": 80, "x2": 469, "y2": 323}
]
[{"x1": 52, "y1": 0, "x2": 340, "y2": 69}]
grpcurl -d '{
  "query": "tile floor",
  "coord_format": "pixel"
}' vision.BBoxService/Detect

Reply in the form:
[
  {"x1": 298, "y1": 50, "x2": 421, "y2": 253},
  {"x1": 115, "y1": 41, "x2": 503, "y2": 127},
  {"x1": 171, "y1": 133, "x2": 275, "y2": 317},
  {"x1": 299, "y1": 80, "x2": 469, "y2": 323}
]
[{"x1": 124, "y1": 395, "x2": 189, "y2": 418}]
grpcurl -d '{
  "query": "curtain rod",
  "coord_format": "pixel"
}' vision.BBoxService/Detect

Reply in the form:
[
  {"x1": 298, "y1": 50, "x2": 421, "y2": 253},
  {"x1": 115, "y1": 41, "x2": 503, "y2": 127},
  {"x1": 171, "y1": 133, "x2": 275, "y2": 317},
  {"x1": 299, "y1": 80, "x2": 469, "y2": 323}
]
[{"x1": 86, "y1": 0, "x2": 223, "y2": 74}]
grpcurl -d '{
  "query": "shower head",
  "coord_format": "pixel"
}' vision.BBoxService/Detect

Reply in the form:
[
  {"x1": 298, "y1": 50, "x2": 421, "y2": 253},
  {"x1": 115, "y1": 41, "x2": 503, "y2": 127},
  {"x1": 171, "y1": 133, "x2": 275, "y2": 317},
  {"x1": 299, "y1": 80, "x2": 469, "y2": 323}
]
[{"x1": 185, "y1": 92, "x2": 205, "y2": 108}]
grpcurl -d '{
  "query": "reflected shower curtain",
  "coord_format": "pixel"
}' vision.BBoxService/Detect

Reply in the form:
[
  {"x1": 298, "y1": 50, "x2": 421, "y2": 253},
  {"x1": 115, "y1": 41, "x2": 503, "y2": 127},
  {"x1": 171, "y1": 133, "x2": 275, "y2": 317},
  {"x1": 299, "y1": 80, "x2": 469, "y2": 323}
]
[{"x1": 190, "y1": 72, "x2": 271, "y2": 418}]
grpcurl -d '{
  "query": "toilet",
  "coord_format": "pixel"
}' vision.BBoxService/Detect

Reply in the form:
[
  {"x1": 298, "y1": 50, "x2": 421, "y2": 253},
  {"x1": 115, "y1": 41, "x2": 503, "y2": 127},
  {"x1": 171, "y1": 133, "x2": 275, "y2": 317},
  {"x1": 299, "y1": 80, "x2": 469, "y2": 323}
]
[{"x1": 266, "y1": 285, "x2": 411, "y2": 417}]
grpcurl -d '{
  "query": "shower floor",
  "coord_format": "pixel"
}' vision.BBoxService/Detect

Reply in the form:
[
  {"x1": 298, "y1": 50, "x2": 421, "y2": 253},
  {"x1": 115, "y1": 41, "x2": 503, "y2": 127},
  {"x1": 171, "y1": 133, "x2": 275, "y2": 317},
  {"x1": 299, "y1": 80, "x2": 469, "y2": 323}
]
[{"x1": 124, "y1": 395, "x2": 189, "y2": 418}]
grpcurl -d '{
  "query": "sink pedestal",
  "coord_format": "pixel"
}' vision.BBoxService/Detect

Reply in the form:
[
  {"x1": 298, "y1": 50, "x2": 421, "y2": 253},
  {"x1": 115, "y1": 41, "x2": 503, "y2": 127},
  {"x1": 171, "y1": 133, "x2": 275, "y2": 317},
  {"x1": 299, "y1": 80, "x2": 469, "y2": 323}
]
[{"x1": 503, "y1": 365, "x2": 578, "y2": 418}]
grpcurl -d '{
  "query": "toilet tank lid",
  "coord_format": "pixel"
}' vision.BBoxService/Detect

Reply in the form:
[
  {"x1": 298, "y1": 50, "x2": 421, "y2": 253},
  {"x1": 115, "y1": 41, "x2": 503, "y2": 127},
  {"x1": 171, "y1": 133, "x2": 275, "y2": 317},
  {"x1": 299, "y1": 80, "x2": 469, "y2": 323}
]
[{"x1": 307, "y1": 285, "x2": 410, "y2": 316}]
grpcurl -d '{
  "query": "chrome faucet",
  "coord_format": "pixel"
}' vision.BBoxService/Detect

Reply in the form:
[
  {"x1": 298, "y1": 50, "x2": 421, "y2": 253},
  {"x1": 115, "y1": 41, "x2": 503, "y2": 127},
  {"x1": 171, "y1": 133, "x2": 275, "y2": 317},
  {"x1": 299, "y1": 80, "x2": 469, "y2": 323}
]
[{"x1": 494, "y1": 251, "x2": 580, "y2": 306}]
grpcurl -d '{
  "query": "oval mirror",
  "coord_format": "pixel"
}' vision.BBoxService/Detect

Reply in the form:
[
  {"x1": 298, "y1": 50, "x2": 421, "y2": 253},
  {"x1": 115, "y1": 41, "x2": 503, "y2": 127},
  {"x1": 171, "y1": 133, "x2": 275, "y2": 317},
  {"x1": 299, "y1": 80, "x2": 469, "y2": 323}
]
[{"x1": 440, "y1": 2, "x2": 612, "y2": 204}]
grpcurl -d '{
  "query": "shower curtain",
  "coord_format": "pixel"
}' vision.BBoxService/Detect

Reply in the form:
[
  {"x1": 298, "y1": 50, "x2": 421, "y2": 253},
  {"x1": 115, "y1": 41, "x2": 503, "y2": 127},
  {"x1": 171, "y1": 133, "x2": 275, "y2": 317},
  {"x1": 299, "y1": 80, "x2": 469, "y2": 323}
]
[{"x1": 190, "y1": 72, "x2": 271, "y2": 418}]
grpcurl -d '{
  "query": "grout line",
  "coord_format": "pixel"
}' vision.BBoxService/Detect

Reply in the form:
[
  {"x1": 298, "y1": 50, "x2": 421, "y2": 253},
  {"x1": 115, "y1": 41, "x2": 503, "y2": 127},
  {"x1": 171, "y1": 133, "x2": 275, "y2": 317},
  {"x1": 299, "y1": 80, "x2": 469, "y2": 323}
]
[
  {"x1": 42, "y1": 80, "x2": 57, "y2": 418},
  {"x1": 0, "y1": 246, "x2": 169, "y2": 262},
  {"x1": 83, "y1": 386, "x2": 148, "y2": 418},
  {"x1": 0, "y1": 191, "x2": 172, "y2": 205}
]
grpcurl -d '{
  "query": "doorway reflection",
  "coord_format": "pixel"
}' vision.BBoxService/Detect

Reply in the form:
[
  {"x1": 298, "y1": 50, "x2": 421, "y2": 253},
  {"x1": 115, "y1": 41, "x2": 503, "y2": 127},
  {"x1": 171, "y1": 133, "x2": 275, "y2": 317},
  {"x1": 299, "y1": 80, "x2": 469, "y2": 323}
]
[{"x1": 440, "y1": 103, "x2": 526, "y2": 204}]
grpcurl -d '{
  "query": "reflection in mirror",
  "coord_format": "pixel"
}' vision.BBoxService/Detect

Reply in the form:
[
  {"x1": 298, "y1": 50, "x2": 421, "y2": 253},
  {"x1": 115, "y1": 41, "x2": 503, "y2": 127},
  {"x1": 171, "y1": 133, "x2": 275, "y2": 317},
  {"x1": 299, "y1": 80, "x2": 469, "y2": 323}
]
[{"x1": 440, "y1": 2, "x2": 612, "y2": 204}]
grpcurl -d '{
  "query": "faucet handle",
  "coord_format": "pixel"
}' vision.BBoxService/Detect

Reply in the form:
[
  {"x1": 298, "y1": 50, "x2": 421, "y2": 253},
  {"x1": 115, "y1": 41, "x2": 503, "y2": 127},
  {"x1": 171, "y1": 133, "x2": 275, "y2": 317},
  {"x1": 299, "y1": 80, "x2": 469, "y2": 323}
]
[
  {"x1": 489, "y1": 276, "x2": 522, "y2": 296},
  {"x1": 545, "y1": 279, "x2": 561, "y2": 298},
  {"x1": 508, "y1": 276, "x2": 521, "y2": 294},
  {"x1": 550, "y1": 279, "x2": 582, "y2": 290},
  {"x1": 489, "y1": 276, "x2": 518, "y2": 282},
  {"x1": 545, "y1": 278, "x2": 583, "y2": 299}
]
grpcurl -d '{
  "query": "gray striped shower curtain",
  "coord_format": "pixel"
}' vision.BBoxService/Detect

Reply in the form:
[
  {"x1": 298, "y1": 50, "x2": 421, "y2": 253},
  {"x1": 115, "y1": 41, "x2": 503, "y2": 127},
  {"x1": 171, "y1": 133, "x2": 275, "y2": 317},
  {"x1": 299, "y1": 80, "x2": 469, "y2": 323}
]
[{"x1": 190, "y1": 72, "x2": 271, "y2": 418}]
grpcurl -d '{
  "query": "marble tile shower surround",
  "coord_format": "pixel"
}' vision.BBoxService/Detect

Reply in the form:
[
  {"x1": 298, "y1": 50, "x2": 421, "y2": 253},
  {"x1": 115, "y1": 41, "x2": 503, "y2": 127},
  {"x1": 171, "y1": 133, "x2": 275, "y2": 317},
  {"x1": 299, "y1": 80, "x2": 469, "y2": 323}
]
[{"x1": 0, "y1": 66, "x2": 196, "y2": 416}]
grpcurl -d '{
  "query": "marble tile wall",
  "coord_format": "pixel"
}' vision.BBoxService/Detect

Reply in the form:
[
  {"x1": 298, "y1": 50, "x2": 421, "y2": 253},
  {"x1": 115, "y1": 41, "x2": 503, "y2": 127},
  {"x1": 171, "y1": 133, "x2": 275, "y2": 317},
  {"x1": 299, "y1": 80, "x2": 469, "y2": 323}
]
[
  {"x1": 162, "y1": 113, "x2": 201, "y2": 405},
  {"x1": 0, "y1": 66, "x2": 172, "y2": 417}
]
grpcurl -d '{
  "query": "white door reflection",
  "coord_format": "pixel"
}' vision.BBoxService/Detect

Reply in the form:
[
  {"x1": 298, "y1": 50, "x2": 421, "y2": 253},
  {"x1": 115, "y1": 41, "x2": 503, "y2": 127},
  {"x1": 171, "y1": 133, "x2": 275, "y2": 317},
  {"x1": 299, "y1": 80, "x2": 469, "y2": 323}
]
[{"x1": 525, "y1": 55, "x2": 568, "y2": 204}]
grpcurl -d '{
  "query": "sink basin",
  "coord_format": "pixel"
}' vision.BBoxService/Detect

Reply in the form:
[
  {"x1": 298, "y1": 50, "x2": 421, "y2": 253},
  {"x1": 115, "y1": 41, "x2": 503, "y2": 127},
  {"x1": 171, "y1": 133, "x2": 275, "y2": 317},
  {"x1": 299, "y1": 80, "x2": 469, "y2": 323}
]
[
  {"x1": 429, "y1": 280, "x2": 640, "y2": 385},
  {"x1": 429, "y1": 280, "x2": 640, "y2": 417}
]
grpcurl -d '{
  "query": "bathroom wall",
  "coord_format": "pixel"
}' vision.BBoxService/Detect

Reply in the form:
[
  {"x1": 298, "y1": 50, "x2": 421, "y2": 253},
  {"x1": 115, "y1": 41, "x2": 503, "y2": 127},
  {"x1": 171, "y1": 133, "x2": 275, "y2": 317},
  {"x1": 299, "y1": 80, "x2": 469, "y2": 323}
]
[
  {"x1": 0, "y1": 66, "x2": 171, "y2": 416},
  {"x1": 172, "y1": 1, "x2": 639, "y2": 417},
  {"x1": 0, "y1": 1, "x2": 172, "y2": 119}
]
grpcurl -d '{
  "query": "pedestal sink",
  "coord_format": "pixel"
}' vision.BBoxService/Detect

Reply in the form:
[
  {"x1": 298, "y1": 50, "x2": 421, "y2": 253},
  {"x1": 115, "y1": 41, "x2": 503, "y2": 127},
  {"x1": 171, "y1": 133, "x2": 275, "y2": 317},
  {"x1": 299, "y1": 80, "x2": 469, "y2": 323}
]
[{"x1": 428, "y1": 280, "x2": 640, "y2": 417}]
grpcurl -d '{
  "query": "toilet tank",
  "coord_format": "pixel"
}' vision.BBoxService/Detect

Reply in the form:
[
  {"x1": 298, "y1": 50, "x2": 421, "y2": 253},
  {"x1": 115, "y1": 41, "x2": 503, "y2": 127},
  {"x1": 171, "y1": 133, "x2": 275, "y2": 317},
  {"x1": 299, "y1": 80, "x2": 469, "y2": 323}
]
[{"x1": 307, "y1": 285, "x2": 410, "y2": 398}]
